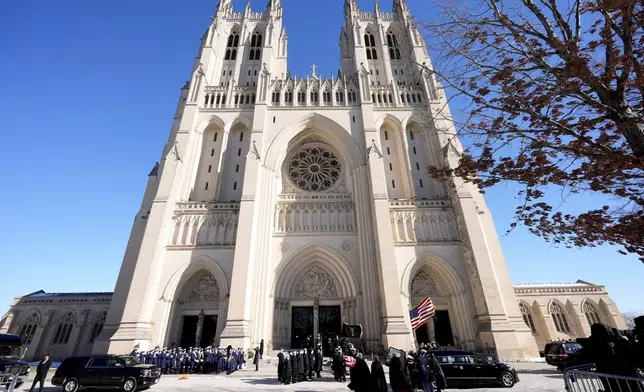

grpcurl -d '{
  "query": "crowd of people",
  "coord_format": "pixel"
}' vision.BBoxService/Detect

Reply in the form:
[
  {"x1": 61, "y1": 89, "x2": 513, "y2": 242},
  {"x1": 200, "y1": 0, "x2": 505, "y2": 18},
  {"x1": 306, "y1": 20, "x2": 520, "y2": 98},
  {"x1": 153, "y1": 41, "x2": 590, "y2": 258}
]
[
  {"x1": 274, "y1": 340, "x2": 446, "y2": 392},
  {"x1": 129, "y1": 345, "x2": 248, "y2": 375},
  {"x1": 577, "y1": 317, "x2": 644, "y2": 389}
]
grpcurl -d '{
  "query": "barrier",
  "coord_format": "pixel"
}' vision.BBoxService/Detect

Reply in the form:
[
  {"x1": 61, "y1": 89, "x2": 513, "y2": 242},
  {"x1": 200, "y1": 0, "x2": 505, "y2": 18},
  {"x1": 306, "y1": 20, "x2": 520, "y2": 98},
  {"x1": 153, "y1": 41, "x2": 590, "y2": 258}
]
[
  {"x1": 564, "y1": 364, "x2": 644, "y2": 392},
  {"x1": 0, "y1": 372, "x2": 19, "y2": 392}
]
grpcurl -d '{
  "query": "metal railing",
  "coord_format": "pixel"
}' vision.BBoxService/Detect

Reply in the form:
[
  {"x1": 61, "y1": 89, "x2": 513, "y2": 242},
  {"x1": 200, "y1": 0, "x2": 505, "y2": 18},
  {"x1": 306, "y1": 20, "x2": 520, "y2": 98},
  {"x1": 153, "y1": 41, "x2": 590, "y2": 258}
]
[
  {"x1": 0, "y1": 372, "x2": 19, "y2": 392},
  {"x1": 564, "y1": 364, "x2": 644, "y2": 392}
]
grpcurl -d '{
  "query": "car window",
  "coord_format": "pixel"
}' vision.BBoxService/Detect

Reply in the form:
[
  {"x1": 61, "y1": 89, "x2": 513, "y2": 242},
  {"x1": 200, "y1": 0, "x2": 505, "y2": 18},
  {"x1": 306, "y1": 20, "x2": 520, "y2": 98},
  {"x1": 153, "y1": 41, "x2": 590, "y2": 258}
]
[
  {"x1": 563, "y1": 344, "x2": 582, "y2": 354},
  {"x1": 89, "y1": 357, "x2": 109, "y2": 367},
  {"x1": 452, "y1": 356, "x2": 472, "y2": 364},
  {"x1": 472, "y1": 356, "x2": 489, "y2": 364},
  {"x1": 435, "y1": 356, "x2": 449, "y2": 364},
  {"x1": 547, "y1": 344, "x2": 561, "y2": 355},
  {"x1": 107, "y1": 358, "x2": 124, "y2": 368}
]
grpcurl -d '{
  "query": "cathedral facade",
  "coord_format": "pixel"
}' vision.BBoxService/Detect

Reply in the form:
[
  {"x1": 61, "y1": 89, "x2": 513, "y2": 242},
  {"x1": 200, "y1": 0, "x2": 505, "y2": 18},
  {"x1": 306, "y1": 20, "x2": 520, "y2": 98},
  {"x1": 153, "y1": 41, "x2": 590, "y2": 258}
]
[{"x1": 1, "y1": 0, "x2": 627, "y2": 361}]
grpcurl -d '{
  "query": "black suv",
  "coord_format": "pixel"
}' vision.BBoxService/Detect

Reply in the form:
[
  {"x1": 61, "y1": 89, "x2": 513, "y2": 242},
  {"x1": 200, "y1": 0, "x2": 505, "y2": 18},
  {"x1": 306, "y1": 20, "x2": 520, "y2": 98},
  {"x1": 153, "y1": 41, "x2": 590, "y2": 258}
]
[
  {"x1": 51, "y1": 355, "x2": 160, "y2": 392},
  {"x1": 432, "y1": 350, "x2": 520, "y2": 387},
  {"x1": 544, "y1": 341, "x2": 583, "y2": 371},
  {"x1": 0, "y1": 334, "x2": 29, "y2": 389}
]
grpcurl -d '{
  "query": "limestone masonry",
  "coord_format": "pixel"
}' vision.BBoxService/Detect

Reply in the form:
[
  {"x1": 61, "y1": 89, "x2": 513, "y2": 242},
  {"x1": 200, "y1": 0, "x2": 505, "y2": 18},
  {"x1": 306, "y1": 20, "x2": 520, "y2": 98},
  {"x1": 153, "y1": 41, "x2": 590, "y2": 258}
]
[{"x1": 1, "y1": 0, "x2": 626, "y2": 361}]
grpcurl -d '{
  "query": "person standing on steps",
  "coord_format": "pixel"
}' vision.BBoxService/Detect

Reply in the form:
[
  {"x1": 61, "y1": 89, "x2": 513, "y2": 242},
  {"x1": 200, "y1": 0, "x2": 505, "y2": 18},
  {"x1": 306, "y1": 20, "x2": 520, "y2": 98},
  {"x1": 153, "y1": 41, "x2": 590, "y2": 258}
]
[
  {"x1": 277, "y1": 349, "x2": 284, "y2": 383},
  {"x1": 29, "y1": 353, "x2": 52, "y2": 392},
  {"x1": 259, "y1": 339, "x2": 264, "y2": 359},
  {"x1": 254, "y1": 347, "x2": 260, "y2": 371}
]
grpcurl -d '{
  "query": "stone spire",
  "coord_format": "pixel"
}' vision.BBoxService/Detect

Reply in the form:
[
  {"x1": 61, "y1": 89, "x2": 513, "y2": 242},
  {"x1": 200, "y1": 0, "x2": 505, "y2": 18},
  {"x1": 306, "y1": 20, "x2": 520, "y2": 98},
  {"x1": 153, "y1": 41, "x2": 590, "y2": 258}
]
[
  {"x1": 266, "y1": 0, "x2": 281, "y2": 10},
  {"x1": 216, "y1": 0, "x2": 233, "y2": 17},
  {"x1": 393, "y1": 0, "x2": 410, "y2": 15},
  {"x1": 344, "y1": 0, "x2": 359, "y2": 14}
]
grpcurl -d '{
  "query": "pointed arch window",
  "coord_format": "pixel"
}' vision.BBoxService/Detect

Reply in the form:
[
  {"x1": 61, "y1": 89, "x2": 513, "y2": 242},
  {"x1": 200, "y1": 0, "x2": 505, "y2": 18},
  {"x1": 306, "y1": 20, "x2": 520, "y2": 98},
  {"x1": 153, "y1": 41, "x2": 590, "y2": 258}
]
[
  {"x1": 583, "y1": 302, "x2": 602, "y2": 327},
  {"x1": 387, "y1": 31, "x2": 402, "y2": 59},
  {"x1": 89, "y1": 310, "x2": 107, "y2": 344},
  {"x1": 519, "y1": 303, "x2": 536, "y2": 333},
  {"x1": 550, "y1": 303, "x2": 571, "y2": 334},
  {"x1": 249, "y1": 31, "x2": 263, "y2": 60},
  {"x1": 310, "y1": 90, "x2": 319, "y2": 104},
  {"x1": 52, "y1": 311, "x2": 75, "y2": 345},
  {"x1": 271, "y1": 89, "x2": 280, "y2": 104},
  {"x1": 19, "y1": 312, "x2": 40, "y2": 345},
  {"x1": 285, "y1": 90, "x2": 293, "y2": 103},
  {"x1": 225, "y1": 31, "x2": 239, "y2": 61},
  {"x1": 297, "y1": 90, "x2": 306, "y2": 103},
  {"x1": 364, "y1": 32, "x2": 378, "y2": 60}
]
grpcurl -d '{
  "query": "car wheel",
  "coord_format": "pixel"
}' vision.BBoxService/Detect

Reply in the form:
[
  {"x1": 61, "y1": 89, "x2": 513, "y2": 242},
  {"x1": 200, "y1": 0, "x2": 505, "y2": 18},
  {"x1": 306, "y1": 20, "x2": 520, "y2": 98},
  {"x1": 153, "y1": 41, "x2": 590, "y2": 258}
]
[
  {"x1": 122, "y1": 377, "x2": 138, "y2": 392},
  {"x1": 500, "y1": 372, "x2": 515, "y2": 387},
  {"x1": 63, "y1": 378, "x2": 79, "y2": 392}
]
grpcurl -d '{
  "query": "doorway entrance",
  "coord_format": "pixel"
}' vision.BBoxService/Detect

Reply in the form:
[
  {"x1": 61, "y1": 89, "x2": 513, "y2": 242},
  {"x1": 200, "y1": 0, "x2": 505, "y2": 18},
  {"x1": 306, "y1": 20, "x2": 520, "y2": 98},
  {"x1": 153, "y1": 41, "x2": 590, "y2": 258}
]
[
  {"x1": 200, "y1": 315, "x2": 218, "y2": 347},
  {"x1": 415, "y1": 324, "x2": 430, "y2": 345},
  {"x1": 291, "y1": 307, "x2": 314, "y2": 349},
  {"x1": 180, "y1": 316, "x2": 198, "y2": 348},
  {"x1": 434, "y1": 310, "x2": 454, "y2": 346},
  {"x1": 319, "y1": 306, "x2": 341, "y2": 354}
]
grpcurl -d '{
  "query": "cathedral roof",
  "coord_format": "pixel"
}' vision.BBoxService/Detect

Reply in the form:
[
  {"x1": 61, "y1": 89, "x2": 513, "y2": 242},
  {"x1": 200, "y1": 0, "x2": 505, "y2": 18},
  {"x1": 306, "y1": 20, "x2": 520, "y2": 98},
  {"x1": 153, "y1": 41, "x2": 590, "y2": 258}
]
[{"x1": 24, "y1": 290, "x2": 113, "y2": 298}]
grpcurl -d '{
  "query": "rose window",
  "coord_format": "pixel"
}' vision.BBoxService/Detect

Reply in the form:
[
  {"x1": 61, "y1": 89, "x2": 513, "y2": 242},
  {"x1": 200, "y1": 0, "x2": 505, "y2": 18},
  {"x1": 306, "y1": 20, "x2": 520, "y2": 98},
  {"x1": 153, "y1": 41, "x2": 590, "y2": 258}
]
[{"x1": 287, "y1": 146, "x2": 341, "y2": 192}]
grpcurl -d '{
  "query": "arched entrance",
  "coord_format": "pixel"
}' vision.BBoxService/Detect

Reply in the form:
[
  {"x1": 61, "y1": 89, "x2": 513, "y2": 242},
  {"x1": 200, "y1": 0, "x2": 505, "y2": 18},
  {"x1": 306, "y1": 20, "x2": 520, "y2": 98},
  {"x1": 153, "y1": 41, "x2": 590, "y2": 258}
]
[
  {"x1": 402, "y1": 253, "x2": 476, "y2": 350},
  {"x1": 272, "y1": 244, "x2": 359, "y2": 350},
  {"x1": 161, "y1": 258, "x2": 229, "y2": 348}
]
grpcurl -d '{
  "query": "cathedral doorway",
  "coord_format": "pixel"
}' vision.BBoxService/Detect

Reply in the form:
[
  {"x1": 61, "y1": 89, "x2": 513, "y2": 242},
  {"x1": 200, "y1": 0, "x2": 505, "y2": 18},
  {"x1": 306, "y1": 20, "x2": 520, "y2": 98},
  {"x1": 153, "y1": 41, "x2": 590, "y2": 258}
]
[
  {"x1": 434, "y1": 310, "x2": 454, "y2": 346},
  {"x1": 180, "y1": 316, "x2": 198, "y2": 348},
  {"x1": 291, "y1": 307, "x2": 314, "y2": 348},
  {"x1": 319, "y1": 305, "x2": 342, "y2": 343},
  {"x1": 179, "y1": 314, "x2": 219, "y2": 348}
]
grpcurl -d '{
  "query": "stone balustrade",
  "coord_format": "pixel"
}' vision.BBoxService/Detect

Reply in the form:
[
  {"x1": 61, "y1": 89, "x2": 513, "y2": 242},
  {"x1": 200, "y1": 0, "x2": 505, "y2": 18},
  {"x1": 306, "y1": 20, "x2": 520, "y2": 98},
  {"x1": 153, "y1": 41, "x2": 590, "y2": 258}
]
[
  {"x1": 169, "y1": 202, "x2": 240, "y2": 249},
  {"x1": 274, "y1": 199, "x2": 357, "y2": 235},
  {"x1": 389, "y1": 199, "x2": 460, "y2": 244}
]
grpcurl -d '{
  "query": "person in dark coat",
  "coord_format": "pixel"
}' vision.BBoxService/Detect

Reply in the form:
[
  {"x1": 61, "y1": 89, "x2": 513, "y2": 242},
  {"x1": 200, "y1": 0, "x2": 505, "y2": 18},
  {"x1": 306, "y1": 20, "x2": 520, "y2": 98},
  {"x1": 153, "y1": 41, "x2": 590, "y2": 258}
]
[
  {"x1": 417, "y1": 349, "x2": 435, "y2": 392},
  {"x1": 389, "y1": 356, "x2": 413, "y2": 392},
  {"x1": 347, "y1": 357, "x2": 373, "y2": 392},
  {"x1": 370, "y1": 355, "x2": 387, "y2": 392},
  {"x1": 302, "y1": 348, "x2": 310, "y2": 380},
  {"x1": 332, "y1": 349, "x2": 343, "y2": 381},
  {"x1": 291, "y1": 352, "x2": 299, "y2": 384},
  {"x1": 259, "y1": 339, "x2": 264, "y2": 359},
  {"x1": 283, "y1": 353, "x2": 292, "y2": 385},
  {"x1": 277, "y1": 349, "x2": 284, "y2": 383},
  {"x1": 297, "y1": 350, "x2": 306, "y2": 381},
  {"x1": 307, "y1": 347, "x2": 315, "y2": 380},
  {"x1": 429, "y1": 352, "x2": 446, "y2": 392},
  {"x1": 253, "y1": 347, "x2": 260, "y2": 371},
  {"x1": 29, "y1": 354, "x2": 52, "y2": 392},
  {"x1": 314, "y1": 345, "x2": 323, "y2": 378}
]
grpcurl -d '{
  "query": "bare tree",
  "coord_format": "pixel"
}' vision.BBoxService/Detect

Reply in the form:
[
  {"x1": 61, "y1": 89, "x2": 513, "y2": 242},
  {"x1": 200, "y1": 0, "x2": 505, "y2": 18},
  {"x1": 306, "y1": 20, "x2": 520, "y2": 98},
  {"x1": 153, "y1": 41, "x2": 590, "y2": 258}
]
[
  {"x1": 622, "y1": 311, "x2": 642, "y2": 329},
  {"x1": 419, "y1": 0, "x2": 644, "y2": 261}
]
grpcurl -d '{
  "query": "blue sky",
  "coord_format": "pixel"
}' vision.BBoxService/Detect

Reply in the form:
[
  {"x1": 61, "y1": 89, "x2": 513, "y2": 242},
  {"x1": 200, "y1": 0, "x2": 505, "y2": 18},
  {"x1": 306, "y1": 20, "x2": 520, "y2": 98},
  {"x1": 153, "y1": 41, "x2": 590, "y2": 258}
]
[{"x1": 0, "y1": 0, "x2": 641, "y2": 317}]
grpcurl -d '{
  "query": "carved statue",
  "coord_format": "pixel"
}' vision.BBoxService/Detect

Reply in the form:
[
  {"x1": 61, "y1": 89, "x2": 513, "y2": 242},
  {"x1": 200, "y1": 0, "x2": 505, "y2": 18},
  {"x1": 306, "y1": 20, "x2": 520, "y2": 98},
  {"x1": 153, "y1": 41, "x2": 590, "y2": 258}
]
[
  {"x1": 187, "y1": 273, "x2": 220, "y2": 302},
  {"x1": 411, "y1": 270, "x2": 438, "y2": 297},
  {"x1": 294, "y1": 266, "x2": 337, "y2": 299}
]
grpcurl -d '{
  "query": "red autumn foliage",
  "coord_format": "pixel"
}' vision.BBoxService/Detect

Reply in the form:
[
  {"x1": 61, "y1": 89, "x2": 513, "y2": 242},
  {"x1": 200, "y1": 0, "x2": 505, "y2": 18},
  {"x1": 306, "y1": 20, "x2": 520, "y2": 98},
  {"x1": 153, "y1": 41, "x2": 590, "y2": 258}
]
[{"x1": 420, "y1": 0, "x2": 644, "y2": 261}]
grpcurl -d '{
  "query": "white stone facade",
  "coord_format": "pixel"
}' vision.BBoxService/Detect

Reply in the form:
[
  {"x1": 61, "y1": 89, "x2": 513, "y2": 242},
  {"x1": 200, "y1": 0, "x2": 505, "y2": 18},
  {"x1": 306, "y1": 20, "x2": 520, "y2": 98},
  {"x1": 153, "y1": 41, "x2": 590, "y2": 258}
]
[{"x1": 0, "y1": 0, "x2": 629, "y2": 362}]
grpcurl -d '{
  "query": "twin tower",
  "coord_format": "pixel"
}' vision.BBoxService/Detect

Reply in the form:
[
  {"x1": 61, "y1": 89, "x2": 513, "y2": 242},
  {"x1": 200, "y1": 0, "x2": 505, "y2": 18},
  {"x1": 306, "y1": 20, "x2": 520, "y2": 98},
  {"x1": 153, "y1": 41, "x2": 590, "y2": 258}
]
[{"x1": 93, "y1": 0, "x2": 540, "y2": 359}]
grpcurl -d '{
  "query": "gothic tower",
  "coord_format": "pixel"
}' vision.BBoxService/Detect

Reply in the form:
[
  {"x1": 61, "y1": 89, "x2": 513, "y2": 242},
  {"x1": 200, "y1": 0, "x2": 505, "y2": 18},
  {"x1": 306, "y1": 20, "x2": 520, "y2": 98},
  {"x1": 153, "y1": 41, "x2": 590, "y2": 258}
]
[{"x1": 94, "y1": 0, "x2": 539, "y2": 359}]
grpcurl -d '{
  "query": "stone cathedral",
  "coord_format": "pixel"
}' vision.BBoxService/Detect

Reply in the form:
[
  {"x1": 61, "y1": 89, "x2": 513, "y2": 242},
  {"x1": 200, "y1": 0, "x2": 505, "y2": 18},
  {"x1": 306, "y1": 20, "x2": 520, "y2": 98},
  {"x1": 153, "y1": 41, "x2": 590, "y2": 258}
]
[{"x1": 1, "y1": 0, "x2": 627, "y2": 361}]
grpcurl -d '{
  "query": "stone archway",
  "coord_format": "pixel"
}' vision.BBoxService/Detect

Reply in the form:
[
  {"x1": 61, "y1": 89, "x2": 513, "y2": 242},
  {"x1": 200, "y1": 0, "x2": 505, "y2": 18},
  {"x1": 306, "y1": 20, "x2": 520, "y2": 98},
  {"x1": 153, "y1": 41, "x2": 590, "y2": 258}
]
[
  {"x1": 272, "y1": 244, "x2": 359, "y2": 349},
  {"x1": 160, "y1": 257, "x2": 229, "y2": 348},
  {"x1": 402, "y1": 253, "x2": 476, "y2": 350}
]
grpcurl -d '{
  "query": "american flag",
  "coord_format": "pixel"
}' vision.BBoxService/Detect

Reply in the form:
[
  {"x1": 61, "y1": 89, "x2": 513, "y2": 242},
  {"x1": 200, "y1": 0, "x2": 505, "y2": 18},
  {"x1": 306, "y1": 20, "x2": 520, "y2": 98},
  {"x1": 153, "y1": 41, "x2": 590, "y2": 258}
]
[
  {"x1": 409, "y1": 297, "x2": 436, "y2": 330},
  {"x1": 343, "y1": 355, "x2": 356, "y2": 367}
]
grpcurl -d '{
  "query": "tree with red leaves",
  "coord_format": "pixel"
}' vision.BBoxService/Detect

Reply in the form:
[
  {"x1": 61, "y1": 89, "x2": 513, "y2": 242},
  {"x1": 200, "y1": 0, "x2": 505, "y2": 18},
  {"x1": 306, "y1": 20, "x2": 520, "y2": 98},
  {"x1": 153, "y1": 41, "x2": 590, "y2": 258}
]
[{"x1": 419, "y1": 0, "x2": 644, "y2": 261}]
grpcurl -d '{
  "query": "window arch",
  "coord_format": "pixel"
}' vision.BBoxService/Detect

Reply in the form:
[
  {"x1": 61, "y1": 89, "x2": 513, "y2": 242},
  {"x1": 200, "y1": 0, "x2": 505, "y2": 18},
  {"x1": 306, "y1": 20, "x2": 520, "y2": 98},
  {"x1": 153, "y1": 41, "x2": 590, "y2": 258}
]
[
  {"x1": 519, "y1": 303, "x2": 536, "y2": 333},
  {"x1": 52, "y1": 311, "x2": 75, "y2": 345},
  {"x1": 364, "y1": 31, "x2": 378, "y2": 60},
  {"x1": 19, "y1": 312, "x2": 40, "y2": 345},
  {"x1": 271, "y1": 89, "x2": 280, "y2": 104},
  {"x1": 310, "y1": 90, "x2": 319, "y2": 104},
  {"x1": 89, "y1": 310, "x2": 107, "y2": 344},
  {"x1": 284, "y1": 90, "x2": 293, "y2": 103},
  {"x1": 583, "y1": 301, "x2": 602, "y2": 327},
  {"x1": 387, "y1": 31, "x2": 401, "y2": 59},
  {"x1": 550, "y1": 302, "x2": 571, "y2": 334},
  {"x1": 249, "y1": 31, "x2": 263, "y2": 61}
]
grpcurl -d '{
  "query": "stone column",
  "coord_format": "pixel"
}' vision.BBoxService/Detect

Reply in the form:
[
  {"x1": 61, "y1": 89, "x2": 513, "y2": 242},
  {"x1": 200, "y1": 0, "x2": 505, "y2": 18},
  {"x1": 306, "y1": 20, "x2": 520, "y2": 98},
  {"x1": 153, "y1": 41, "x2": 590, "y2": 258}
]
[
  {"x1": 313, "y1": 299, "x2": 320, "y2": 346},
  {"x1": 195, "y1": 310, "x2": 205, "y2": 347}
]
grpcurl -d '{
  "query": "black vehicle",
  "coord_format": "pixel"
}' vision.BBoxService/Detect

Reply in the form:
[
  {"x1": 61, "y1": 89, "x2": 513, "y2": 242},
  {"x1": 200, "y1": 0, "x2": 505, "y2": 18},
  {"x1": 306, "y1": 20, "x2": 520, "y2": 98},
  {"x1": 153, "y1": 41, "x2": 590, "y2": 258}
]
[
  {"x1": 51, "y1": 355, "x2": 161, "y2": 392},
  {"x1": 0, "y1": 334, "x2": 29, "y2": 389},
  {"x1": 432, "y1": 350, "x2": 520, "y2": 388},
  {"x1": 544, "y1": 341, "x2": 583, "y2": 371}
]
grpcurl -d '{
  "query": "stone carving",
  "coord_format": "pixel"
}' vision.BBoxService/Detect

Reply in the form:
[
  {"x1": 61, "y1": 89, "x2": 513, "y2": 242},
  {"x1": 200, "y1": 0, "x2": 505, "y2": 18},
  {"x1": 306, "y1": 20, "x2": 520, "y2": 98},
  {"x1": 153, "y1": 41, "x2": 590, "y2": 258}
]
[
  {"x1": 170, "y1": 205, "x2": 239, "y2": 248},
  {"x1": 246, "y1": 140, "x2": 260, "y2": 161},
  {"x1": 367, "y1": 139, "x2": 383, "y2": 159},
  {"x1": 390, "y1": 208, "x2": 459, "y2": 242},
  {"x1": 187, "y1": 273, "x2": 220, "y2": 302},
  {"x1": 293, "y1": 266, "x2": 338, "y2": 299},
  {"x1": 274, "y1": 201, "x2": 356, "y2": 233},
  {"x1": 411, "y1": 270, "x2": 438, "y2": 297},
  {"x1": 277, "y1": 240, "x2": 289, "y2": 253},
  {"x1": 341, "y1": 240, "x2": 352, "y2": 252},
  {"x1": 165, "y1": 142, "x2": 183, "y2": 162},
  {"x1": 287, "y1": 145, "x2": 341, "y2": 192}
]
